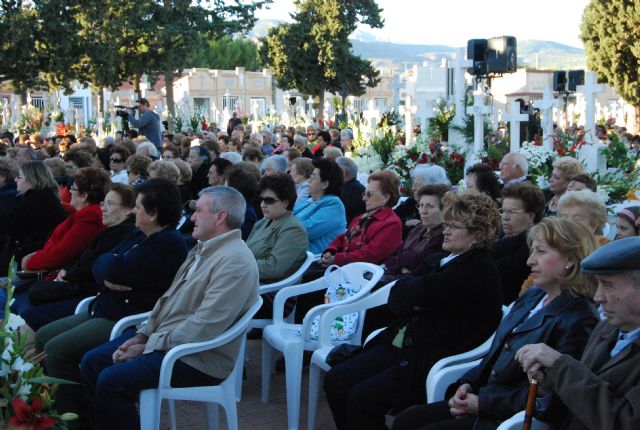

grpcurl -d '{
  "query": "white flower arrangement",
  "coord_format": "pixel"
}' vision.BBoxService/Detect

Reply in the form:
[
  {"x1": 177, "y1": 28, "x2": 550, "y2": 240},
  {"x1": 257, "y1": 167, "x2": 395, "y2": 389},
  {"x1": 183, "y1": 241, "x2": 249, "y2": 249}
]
[
  {"x1": 352, "y1": 145, "x2": 383, "y2": 174},
  {"x1": 518, "y1": 142, "x2": 556, "y2": 168}
]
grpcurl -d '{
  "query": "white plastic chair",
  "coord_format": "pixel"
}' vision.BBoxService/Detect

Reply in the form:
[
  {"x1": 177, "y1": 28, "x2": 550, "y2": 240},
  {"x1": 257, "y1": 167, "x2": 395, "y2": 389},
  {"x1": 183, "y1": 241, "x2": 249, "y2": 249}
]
[
  {"x1": 425, "y1": 305, "x2": 509, "y2": 402},
  {"x1": 426, "y1": 358, "x2": 482, "y2": 402},
  {"x1": 307, "y1": 281, "x2": 394, "y2": 430},
  {"x1": 261, "y1": 262, "x2": 384, "y2": 430},
  {"x1": 250, "y1": 251, "x2": 316, "y2": 330},
  {"x1": 109, "y1": 311, "x2": 152, "y2": 341},
  {"x1": 496, "y1": 411, "x2": 551, "y2": 430},
  {"x1": 74, "y1": 296, "x2": 95, "y2": 315},
  {"x1": 136, "y1": 297, "x2": 263, "y2": 430}
]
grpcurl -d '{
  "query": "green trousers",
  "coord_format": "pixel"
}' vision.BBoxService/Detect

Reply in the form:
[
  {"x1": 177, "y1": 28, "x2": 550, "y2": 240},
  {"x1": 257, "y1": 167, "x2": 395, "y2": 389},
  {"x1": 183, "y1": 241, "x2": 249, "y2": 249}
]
[{"x1": 36, "y1": 313, "x2": 116, "y2": 423}]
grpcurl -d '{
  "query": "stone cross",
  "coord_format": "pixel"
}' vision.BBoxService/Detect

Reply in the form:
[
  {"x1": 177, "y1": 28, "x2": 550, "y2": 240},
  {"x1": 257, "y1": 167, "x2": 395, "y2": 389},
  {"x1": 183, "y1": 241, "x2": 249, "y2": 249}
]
[
  {"x1": 577, "y1": 71, "x2": 605, "y2": 144},
  {"x1": 362, "y1": 99, "x2": 381, "y2": 140},
  {"x1": 11, "y1": 95, "x2": 20, "y2": 126},
  {"x1": 502, "y1": 101, "x2": 529, "y2": 152},
  {"x1": 399, "y1": 95, "x2": 418, "y2": 144},
  {"x1": 2, "y1": 99, "x2": 9, "y2": 129},
  {"x1": 448, "y1": 47, "x2": 473, "y2": 146},
  {"x1": 466, "y1": 90, "x2": 492, "y2": 153},
  {"x1": 533, "y1": 86, "x2": 562, "y2": 151}
]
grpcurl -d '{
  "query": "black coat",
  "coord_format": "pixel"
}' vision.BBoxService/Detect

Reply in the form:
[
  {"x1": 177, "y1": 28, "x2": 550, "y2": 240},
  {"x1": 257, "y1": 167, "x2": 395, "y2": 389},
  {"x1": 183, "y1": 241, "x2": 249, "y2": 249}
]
[
  {"x1": 189, "y1": 161, "x2": 211, "y2": 197},
  {"x1": 490, "y1": 231, "x2": 531, "y2": 305},
  {"x1": 0, "y1": 188, "x2": 67, "y2": 265},
  {"x1": 61, "y1": 216, "x2": 136, "y2": 296},
  {"x1": 370, "y1": 247, "x2": 503, "y2": 412},
  {"x1": 452, "y1": 287, "x2": 599, "y2": 430},
  {"x1": 394, "y1": 197, "x2": 419, "y2": 239},
  {"x1": 340, "y1": 178, "x2": 366, "y2": 226}
]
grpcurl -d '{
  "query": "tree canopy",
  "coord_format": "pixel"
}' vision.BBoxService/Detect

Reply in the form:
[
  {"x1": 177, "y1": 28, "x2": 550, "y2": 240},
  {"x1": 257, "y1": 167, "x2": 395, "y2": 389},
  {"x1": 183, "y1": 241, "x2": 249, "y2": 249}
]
[
  {"x1": 189, "y1": 36, "x2": 263, "y2": 71},
  {"x1": 1, "y1": 0, "x2": 267, "y2": 123},
  {"x1": 581, "y1": 0, "x2": 640, "y2": 115},
  {"x1": 259, "y1": 0, "x2": 383, "y2": 120}
]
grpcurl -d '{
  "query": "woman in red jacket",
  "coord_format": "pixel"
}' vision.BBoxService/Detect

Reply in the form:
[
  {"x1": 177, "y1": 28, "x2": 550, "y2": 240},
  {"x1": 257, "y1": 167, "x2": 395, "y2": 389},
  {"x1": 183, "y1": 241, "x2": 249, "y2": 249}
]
[
  {"x1": 294, "y1": 170, "x2": 403, "y2": 324},
  {"x1": 21, "y1": 167, "x2": 110, "y2": 275},
  {"x1": 321, "y1": 170, "x2": 403, "y2": 266}
]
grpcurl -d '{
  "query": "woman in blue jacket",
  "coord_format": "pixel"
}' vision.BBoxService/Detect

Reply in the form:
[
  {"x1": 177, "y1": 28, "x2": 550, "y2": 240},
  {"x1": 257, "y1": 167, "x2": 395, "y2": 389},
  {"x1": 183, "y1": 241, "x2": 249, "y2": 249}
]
[{"x1": 293, "y1": 158, "x2": 346, "y2": 254}]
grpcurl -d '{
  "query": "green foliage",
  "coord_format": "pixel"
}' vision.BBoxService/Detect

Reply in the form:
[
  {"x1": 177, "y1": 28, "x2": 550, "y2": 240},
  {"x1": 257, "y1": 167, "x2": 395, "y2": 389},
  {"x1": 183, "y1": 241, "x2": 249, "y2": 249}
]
[
  {"x1": 259, "y1": 0, "x2": 383, "y2": 118},
  {"x1": 427, "y1": 99, "x2": 455, "y2": 142},
  {"x1": 602, "y1": 132, "x2": 636, "y2": 172},
  {"x1": 581, "y1": 1, "x2": 640, "y2": 108},
  {"x1": 0, "y1": 2, "x2": 45, "y2": 94},
  {"x1": 189, "y1": 36, "x2": 263, "y2": 70},
  {"x1": 369, "y1": 120, "x2": 398, "y2": 165}
]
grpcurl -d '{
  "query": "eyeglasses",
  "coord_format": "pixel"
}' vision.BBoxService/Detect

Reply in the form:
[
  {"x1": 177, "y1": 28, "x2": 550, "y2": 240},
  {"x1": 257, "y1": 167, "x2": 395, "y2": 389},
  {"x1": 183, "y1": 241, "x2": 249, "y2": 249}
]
[
  {"x1": 110, "y1": 158, "x2": 124, "y2": 163},
  {"x1": 443, "y1": 222, "x2": 467, "y2": 230},
  {"x1": 416, "y1": 203, "x2": 437, "y2": 210},
  {"x1": 70, "y1": 186, "x2": 79, "y2": 192},
  {"x1": 498, "y1": 209, "x2": 527, "y2": 217},
  {"x1": 100, "y1": 200, "x2": 121, "y2": 209},
  {"x1": 259, "y1": 196, "x2": 281, "y2": 205},
  {"x1": 15, "y1": 175, "x2": 23, "y2": 180},
  {"x1": 363, "y1": 191, "x2": 378, "y2": 199}
]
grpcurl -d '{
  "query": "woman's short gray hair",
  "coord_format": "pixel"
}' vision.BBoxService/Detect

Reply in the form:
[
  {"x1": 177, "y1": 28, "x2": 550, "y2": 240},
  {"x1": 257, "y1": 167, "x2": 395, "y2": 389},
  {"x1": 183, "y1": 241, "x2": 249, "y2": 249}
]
[
  {"x1": 261, "y1": 155, "x2": 288, "y2": 175},
  {"x1": 136, "y1": 141, "x2": 158, "y2": 158},
  {"x1": 293, "y1": 134, "x2": 308, "y2": 146},
  {"x1": 335, "y1": 156, "x2": 358, "y2": 179},
  {"x1": 198, "y1": 186, "x2": 246, "y2": 229},
  {"x1": 557, "y1": 189, "x2": 608, "y2": 234},
  {"x1": 220, "y1": 152, "x2": 242, "y2": 164},
  {"x1": 340, "y1": 128, "x2": 354, "y2": 140},
  {"x1": 412, "y1": 164, "x2": 451, "y2": 186}
]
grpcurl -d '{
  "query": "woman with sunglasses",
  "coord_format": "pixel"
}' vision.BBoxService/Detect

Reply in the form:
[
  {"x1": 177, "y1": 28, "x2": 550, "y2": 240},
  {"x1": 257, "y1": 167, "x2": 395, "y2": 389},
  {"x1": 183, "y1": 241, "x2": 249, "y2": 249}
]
[
  {"x1": 109, "y1": 146, "x2": 130, "y2": 184},
  {"x1": 245, "y1": 173, "x2": 309, "y2": 318}
]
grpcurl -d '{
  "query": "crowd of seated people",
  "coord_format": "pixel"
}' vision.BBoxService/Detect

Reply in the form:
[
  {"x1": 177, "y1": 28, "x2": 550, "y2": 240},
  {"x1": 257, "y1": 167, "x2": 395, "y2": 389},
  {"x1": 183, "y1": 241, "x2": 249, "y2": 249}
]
[{"x1": 1, "y1": 121, "x2": 640, "y2": 430}]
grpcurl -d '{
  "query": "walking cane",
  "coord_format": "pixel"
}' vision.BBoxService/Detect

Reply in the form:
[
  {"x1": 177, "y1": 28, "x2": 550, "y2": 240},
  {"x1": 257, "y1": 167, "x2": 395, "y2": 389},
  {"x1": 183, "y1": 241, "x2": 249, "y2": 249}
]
[{"x1": 522, "y1": 378, "x2": 538, "y2": 430}]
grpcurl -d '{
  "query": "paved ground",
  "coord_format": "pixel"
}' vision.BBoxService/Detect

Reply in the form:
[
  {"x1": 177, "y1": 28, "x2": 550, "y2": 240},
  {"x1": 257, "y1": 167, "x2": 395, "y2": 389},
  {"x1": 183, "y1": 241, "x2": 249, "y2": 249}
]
[{"x1": 163, "y1": 338, "x2": 337, "y2": 430}]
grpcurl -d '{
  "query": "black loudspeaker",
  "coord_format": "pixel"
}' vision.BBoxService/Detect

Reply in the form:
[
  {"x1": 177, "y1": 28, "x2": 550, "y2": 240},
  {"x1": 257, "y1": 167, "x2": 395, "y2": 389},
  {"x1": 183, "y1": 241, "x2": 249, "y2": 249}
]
[
  {"x1": 568, "y1": 70, "x2": 585, "y2": 92},
  {"x1": 486, "y1": 36, "x2": 517, "y2": 74},
  {"x1": 553, "y1": 71, "x2": 567, "y2": 92},
  {"x1": 467, "y1": 39, "x2": 488, "y2": 76}
]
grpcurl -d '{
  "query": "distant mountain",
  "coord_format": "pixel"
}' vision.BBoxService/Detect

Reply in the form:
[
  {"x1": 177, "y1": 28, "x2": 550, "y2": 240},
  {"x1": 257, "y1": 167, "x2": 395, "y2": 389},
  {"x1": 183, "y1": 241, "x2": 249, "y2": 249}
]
[
  {"x1": 349, "y1": 39, "x2": 586, "y2": 71},
  {"x1": 248, "y1": 19, "x2": 586, "y2": 71}
]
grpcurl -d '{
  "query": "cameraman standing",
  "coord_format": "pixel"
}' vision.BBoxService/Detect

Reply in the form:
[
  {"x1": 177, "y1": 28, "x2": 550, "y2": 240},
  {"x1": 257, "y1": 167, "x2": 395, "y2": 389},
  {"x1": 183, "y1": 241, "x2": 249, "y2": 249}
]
[{"x1": 125, "y1": 98, "x2": 162, "y2": 151}]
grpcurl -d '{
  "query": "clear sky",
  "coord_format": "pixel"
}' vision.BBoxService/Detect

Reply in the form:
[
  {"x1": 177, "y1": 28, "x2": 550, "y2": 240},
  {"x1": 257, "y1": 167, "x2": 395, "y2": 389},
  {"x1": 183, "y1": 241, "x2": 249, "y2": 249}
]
[{"x1": 256, "y1": 0, "x2": 591, "y2": 49}]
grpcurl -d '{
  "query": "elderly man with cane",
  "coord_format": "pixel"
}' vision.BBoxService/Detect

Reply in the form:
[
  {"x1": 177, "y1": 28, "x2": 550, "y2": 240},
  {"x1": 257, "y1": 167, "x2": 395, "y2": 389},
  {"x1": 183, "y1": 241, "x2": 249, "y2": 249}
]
[{"x1": 517, "y1": 236, "x2": 640, "y2": 430}]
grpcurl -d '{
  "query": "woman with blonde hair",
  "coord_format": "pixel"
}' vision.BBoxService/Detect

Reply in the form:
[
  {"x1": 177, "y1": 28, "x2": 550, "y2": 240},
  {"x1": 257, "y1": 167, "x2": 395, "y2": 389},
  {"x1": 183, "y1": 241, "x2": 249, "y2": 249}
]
[
  {"x1": 325, "y1": 191, "x2": 503, "y2": 429},
  {"x1": 0, "y1": 161, "x2": 67, "y2": 272},
  {"x1": 557, "y1": 189, "x2": 608, "y2": 245},
  {"x1": 545, "y1": 156, "x2": 585, "y2": 216},
  {"x1": 392, "y1": 217, "x2": 600, "y2": 430}
]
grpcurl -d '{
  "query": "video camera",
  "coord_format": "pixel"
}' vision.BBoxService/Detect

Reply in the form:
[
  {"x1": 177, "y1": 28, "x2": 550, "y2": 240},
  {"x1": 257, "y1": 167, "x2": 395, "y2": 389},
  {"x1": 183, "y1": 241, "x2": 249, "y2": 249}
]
[{"x1": 114, "y1": 105, "x2": 136, "y2": 119}]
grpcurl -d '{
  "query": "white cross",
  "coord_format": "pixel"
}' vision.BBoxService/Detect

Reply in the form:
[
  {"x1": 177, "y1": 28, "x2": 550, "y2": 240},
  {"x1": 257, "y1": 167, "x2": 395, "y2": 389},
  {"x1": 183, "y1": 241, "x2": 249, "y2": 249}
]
[
  {"x1": 533, "y1": 86, "x2": 563, "y2": 150},
  {"x1": 399, "y1": 95, "x2": 418, "y2": 144},
  {"x1": 502, "y1": 101, "x2": 529, "y2": 152},
  {"x1": 363, "y1": 99, "x2": 381, "y2": 140},
  {"x1": 466, "y1": 91, "x2": 492, "y2": 153},
  {"x1": 577, "y1": 71, "x2": 605, "y2": 144},
  {"x1": 448, "y1": 48, "x2": 472, "y2": 146}
]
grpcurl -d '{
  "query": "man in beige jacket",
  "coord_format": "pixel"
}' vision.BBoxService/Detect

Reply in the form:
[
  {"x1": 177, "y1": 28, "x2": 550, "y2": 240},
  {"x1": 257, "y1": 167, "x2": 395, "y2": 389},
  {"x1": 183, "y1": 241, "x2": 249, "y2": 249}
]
[{"x1": 80, "y1": 186, "x2": 259, "y2": 430}]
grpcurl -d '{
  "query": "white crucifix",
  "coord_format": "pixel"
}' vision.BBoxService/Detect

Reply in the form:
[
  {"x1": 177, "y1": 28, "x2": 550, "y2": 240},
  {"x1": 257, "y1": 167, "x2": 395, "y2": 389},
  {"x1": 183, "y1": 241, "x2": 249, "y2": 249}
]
[
  {"x1": 533, "y1": 86, "x2": 563, "y2": 151},
  {"x1": 400, "y1": 95, "x2": 418, "y2": 144},
  {"x1": 502, "y1": 101, "x2": 529, "y2": 152},
  {"x1": 466, "y1": 90, "x2": 492, "y2": 154},
  {"x1": 577, "y1": 71, "x2": 605, "y2": 145},
  {"x1": 363, "y1": 99, "x2": 381, "y2": 140},
  {"x1": 448, "y1": 47, "x2": 473, "y2": 146}
]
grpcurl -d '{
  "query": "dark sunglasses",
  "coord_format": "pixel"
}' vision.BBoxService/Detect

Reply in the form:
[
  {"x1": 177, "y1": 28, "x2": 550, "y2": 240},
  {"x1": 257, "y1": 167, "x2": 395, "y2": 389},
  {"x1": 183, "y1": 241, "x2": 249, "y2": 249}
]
[
  {"x1": 110, "y1": 158, "x2": 124, "y2": 163},
  {"x1": 259, "y1": 196, "x2": 280, "y2": 205}
]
